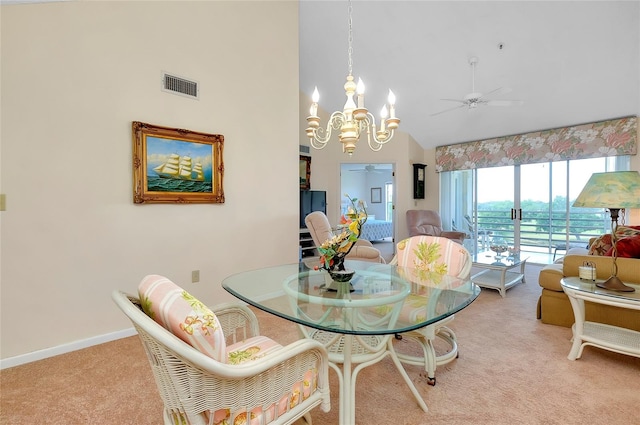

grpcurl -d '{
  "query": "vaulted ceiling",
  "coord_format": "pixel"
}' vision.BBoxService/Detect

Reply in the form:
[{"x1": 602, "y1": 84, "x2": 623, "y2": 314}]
[{"x1": 299, "y1": 1, "x2": 640, "y2": 150}]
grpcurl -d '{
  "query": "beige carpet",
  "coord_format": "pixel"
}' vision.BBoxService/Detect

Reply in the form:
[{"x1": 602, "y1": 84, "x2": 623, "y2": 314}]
[
  {"x1": 2, "y1": 264, "x2": 639, "y2": 424},
  {"x1": 370, "y1": 238, "x2": 395, "y2": 263}
]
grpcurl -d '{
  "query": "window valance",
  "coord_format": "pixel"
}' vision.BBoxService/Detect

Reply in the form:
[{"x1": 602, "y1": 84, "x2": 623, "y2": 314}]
[{"x1": 435, "y1": 116, "x2": 637, "y2": 172}]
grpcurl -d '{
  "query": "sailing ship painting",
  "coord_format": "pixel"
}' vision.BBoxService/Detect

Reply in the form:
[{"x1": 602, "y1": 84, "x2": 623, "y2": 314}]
[
  {"x1": 153, "y1": 153, "x2": 205, "y2": 181},
  {"x1": 146, "y1": 136, "x2": 213, "y2": 193}
]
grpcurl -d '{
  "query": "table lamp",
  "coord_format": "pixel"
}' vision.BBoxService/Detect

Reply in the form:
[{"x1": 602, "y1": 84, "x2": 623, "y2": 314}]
[{"x1": 572, "y1": 171, "x2": 640, "y2": 292}]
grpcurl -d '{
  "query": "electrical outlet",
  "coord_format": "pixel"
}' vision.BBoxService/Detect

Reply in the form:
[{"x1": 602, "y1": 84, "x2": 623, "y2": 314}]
[{"x1": 191, "y1": 270, "x2": 200, "y2": 283}]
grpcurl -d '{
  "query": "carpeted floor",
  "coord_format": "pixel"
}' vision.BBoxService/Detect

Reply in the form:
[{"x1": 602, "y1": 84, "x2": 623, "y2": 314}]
[
  {"x1": 370, "y1": 238, "x2": 395, "y2": 263},
  {"x1": 2, "y1": 264, "x2": 639, "y2": 424}
]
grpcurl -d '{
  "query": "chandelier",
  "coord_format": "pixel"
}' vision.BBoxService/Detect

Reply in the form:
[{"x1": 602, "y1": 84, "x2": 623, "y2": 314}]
[{"x1": 305, "y1": 0, "x2": 400, "y2": 156}]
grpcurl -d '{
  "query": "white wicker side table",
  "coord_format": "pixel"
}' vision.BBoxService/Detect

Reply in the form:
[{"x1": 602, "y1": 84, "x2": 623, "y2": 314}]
[
  {"x1": 561, "y1": 277, "x2": 640, "y2": 360},
  {"x1": 471, "y1": 253, "x2": 528, "y2": 298}
]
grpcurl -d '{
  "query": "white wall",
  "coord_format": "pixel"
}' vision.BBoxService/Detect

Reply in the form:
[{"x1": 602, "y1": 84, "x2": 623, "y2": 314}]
[
  {"x1": 339, "y1": 165, "x2": 392, "y2": 220},
  {"x1": 0, "y1": 1, "x2": 300, "y2": 361}
]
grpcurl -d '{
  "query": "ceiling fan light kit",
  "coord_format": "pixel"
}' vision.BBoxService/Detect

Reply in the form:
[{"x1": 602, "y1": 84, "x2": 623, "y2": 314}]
[{"x1": 431, "y1": 56, "x2": 524, "y2": 116}]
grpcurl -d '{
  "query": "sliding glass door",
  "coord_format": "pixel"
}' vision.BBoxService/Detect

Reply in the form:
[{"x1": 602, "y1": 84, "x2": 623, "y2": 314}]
[
  {"x1": 476, "y1": 165, "x2": 517, "y2": 252},
  {"x1": 441, "y1": 156, "x2": 629, "y2": 260}
]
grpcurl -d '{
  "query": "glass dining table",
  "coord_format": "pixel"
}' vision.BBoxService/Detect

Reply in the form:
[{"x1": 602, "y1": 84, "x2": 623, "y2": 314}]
[{"x1": 222, "y1": 259, "x2": 480, "y2": 425}]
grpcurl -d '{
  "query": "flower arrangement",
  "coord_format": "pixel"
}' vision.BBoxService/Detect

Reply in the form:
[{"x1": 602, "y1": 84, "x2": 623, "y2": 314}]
[{"x1": 316, "y1": 194, "x2": 368, "y2": 272}]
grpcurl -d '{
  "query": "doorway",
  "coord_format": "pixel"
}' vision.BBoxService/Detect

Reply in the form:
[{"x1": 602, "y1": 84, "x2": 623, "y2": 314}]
[{"x1": 340, "y1": 163, "x2": 395, "y2": 261}]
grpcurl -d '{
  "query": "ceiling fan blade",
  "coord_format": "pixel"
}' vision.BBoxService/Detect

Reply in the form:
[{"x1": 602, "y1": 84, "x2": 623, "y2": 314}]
[
  {"x1": 440, "y1": 98, "x2": 467, "y2": 104},
  {"x1": 431, "y1": 104, "x2": 466, "y2": 116},
  {"x1": 349, "y1": 164, "x2": 384, "y2": 173},
  {"x1": 486, "y1": 100, "x2": 524, "y2": 106},
  {"x1": 481, "y1": 87, "x2": 512, "y2": 99}
]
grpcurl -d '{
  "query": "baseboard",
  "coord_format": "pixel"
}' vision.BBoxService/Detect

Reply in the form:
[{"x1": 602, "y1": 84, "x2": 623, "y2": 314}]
[{"x1": 0, "y1": 328, "x2": 137, "y2": 370}]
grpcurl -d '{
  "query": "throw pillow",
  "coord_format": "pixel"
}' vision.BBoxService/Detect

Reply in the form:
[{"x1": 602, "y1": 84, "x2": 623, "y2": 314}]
[
  {"x1": 615, "y1": 225, "x2": 640, "y2": 238},
  {"x1": 138, "y1": 274, "x2": 227, "y2": 362},
  {"x1": 587, "y1": 234, "x2": 613, "y2": 256},
  {"x1": 605, "y1": 234, "x2": 640, "y2": 258}
]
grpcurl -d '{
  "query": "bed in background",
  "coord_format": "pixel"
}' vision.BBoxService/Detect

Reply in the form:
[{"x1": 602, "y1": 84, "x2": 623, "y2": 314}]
[{"x1": 360, "y1": 219, "x2": 393, "y2": 241}]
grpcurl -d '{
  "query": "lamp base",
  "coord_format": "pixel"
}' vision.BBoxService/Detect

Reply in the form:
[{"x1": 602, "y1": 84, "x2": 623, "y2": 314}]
[{"x1": 596, "y1": 275, "x2": 635, "y2": 292}]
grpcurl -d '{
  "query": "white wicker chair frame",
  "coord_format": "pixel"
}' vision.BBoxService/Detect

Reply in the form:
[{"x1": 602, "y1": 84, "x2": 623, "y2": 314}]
[
  {"x1": 389, "y1": 236, "x2": 472, "y2": 386},
  {"x1": 285, "y1": 279, "x2": 429, "y2": 424},
  {"x1": 112, "y1": 290, "x2": 331, "y2": 425}
]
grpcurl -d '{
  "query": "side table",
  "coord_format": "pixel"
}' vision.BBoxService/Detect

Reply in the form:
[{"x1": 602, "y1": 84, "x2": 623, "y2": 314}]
[
  {"x1": 471, "y1": 254, "x2": 528, "y2": 298},
  {"x1": 561, "y1": 277, "x2": 640, "y2": 360}
]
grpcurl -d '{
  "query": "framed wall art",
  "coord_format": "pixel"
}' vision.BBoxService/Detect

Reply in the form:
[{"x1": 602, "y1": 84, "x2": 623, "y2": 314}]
[
  {"x1": 132, "y1": 121, "x2": 224, "y2": 204},
  {"x1": 300, "y1": 155, "x2": 311, "y2": 190},
  {"x1": 371, "y1": 187, "x2": 382, "y2": 204}
]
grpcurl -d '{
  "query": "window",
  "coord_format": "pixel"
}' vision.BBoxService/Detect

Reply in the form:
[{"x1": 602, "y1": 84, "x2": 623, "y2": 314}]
[{"x1": 440, "y1": 156, "x2": 630, "y2": 257}]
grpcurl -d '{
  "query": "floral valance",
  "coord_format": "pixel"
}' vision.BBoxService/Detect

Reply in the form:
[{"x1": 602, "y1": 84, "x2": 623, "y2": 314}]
[{"x1": 435, "y1": 116, "x2": 637, "y2": 172}]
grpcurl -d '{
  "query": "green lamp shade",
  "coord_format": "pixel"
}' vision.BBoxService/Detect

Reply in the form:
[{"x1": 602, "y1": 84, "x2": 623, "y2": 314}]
[{"x1": 572, "y1": 171, "x2": 640, "y2": 209}]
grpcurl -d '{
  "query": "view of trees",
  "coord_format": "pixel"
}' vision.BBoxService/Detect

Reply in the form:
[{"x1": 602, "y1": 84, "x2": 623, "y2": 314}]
[{"x1": 475, "y1": 196, "x2": 607, "y2": 248}]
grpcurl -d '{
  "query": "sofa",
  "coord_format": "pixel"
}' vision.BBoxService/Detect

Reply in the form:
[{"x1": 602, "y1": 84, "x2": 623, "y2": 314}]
[{"x1": 537, "y1": 247, "x2": 640, "y2": 332}]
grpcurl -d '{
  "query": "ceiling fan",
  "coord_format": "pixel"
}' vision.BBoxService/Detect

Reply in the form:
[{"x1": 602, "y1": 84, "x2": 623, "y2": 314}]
[
  {"x1": 431, "y1": 57, "x2": 524, "y2": 116},
  {"x1": 349, "y1": 164, "x2": 384, "y2": 173}
]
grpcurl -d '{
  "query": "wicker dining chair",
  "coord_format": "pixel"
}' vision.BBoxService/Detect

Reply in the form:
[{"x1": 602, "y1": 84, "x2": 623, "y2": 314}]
[
  {"x1": 112, "y1": 277, "x2": 330, "y2": 425},
  {"x1": 389, "y1": 235, "x2": 472, "y2": 385}
]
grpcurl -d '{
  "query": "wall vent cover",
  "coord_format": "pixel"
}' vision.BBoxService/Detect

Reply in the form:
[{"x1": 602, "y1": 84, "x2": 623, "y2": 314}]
[
  {"x1": 299, "y1": 145, "x2": 310, "y2": 154},
  {"x1": 162, "y1": 72, "x2": 199, "y2": 99}
]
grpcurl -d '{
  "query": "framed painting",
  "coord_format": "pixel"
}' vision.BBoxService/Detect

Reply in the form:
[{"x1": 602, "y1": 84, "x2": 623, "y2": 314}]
[
  {"x1": 300, "y1": 155, "x2": 311, "y2": 190},
  {"x1": 371, "y1": 187, "x2": 382, "y2": 203},
  {"x1": 132, "y1": 121, "x2": 224, "y2": 204}
]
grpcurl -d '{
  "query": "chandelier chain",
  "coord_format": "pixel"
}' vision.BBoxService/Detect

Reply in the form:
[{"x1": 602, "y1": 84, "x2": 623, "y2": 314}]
[
  {"x1": 347, "y1": 0, "x2": 353, "y2": 76},
  {"x1": 305, "y1": 0, "x2": 399, "y2": 155}
]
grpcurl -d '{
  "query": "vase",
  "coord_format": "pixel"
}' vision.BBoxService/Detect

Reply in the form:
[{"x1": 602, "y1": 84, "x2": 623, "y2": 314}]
[
  {"x1": 489, "y1": 237, "x2": 509, "y2": 259},
  {"x1": 325, "y1": 266, "x2": 355, "y2": 293},
  {"x1": 328, "y1": 269, "x2": 355, "y2": 283}
]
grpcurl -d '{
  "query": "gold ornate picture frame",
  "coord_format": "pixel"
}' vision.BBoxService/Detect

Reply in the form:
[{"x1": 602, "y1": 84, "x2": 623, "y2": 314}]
[{"x1": 132, "y1": 121, "x2": 224, "y2": 204}]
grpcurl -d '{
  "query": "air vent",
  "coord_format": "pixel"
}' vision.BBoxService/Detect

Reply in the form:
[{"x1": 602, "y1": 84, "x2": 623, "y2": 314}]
[
  {"x1": 162, "y1": 72, "x2": 199, "y2": 99},
  {"x1": 299, "y1": 145, "x2": 310, "y2": 154}
]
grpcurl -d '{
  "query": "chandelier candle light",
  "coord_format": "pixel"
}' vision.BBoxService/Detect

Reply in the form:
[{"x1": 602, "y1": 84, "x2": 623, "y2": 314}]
[
  {"x1": 306, "y1": 0, "x2": 400, "y2": 156},
  {"x1": 572, "y1": 171, "x2": 640, "y2": 292}
]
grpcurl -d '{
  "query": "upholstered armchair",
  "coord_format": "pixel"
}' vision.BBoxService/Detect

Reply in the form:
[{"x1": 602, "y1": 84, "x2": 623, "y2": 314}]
[
  {"x1": 112, "y1": 275, "x2": 330, "y2": 425},
  {"x1": 405, "y1": 210, "x2": 466, "y2": 244},
  {"x1": 305, "y1": 211, "x2": 385, "y2": 263}
]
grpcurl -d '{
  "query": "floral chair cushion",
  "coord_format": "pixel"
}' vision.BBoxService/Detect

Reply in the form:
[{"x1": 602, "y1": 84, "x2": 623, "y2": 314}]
[
  {"x1": 226, "y1": 336, "x2": 283, "y2": 365},
  {"x1": 393, "y1": 236, "x2": 471, "y2": 325},
  {"x1": 138, "y1": 274, "x2": 227, "y2": 362},
  {"x1": 395, "y1": 236, "x2": 471, "y2": 282},
  {"x1": 209, "y1": 369, "x2": 318, "y2": 425}
]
